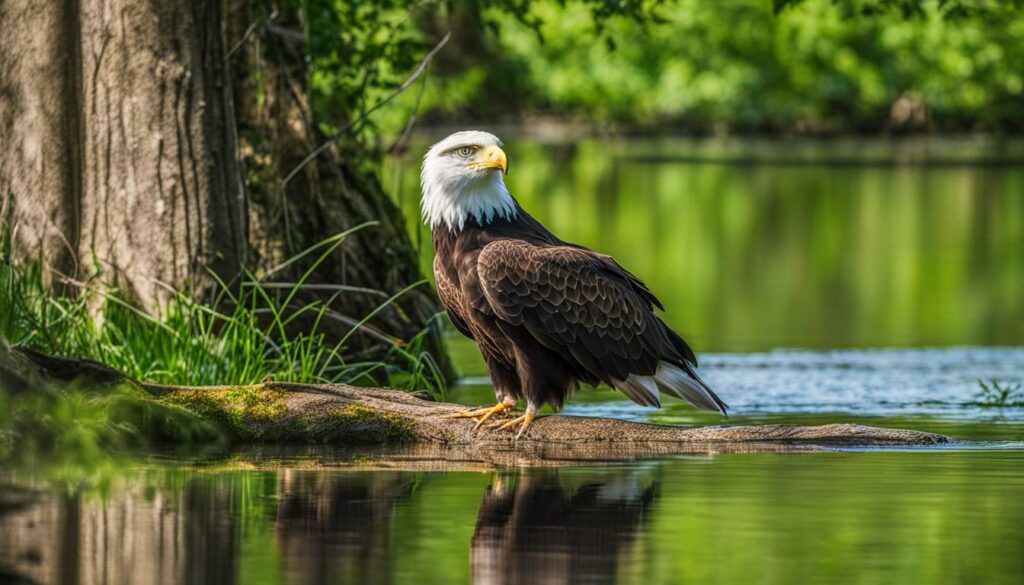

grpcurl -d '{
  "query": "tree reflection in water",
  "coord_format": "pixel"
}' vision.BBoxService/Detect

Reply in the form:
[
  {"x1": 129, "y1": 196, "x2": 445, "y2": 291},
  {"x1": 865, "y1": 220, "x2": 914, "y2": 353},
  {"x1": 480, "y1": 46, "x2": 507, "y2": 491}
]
[
  {"x1": 275, "y1": 471, "x2": 417, "y2": 585},
  {"x1": 471, "y1": 470, "x2": 659, "y2": 585},
  {"x1": 0, "y1": 467, "x2": 658, "y2": 585}
]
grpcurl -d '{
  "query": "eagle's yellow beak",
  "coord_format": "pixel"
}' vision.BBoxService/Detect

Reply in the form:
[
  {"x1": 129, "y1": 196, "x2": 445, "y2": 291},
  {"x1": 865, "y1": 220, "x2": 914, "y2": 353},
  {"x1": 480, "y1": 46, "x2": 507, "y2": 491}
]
[{"x1": 472, "y1": 145, "x2": 508, "y2": 175}]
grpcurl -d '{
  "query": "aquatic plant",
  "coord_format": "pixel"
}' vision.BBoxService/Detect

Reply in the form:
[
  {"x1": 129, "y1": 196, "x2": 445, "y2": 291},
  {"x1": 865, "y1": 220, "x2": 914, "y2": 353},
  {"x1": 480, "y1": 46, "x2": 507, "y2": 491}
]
[{"x1": 973, "y1": 379, "x2": 1024, "y2": 408}]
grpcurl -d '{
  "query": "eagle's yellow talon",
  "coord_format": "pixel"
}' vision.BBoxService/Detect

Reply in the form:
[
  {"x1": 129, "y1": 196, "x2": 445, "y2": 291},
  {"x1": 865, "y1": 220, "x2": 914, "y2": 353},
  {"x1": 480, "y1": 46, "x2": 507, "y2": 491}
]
[
  {"x1": 440, "y1": 406, "x2": 494, "y2": 420},
  {"x1": 472, "y1": 400, "x2": 517, "y2": 429},
  {"x1": 490, "y1": 409, "x2": 536, "y2": 438},
  {"x1": 441, "y1": 400, "x2": 518, "y2": 426}
]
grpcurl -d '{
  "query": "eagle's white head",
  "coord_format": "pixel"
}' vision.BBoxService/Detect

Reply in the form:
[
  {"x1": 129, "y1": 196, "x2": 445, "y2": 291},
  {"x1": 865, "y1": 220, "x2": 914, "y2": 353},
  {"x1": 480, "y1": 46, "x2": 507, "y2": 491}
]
[{"x1": 420, "y1": 130, "x2": 515, "y2": 231}]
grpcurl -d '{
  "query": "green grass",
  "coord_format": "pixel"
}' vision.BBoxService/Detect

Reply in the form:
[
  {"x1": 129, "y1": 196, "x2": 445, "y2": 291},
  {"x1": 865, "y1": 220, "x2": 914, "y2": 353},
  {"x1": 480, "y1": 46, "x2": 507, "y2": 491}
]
[
  {"x1": 0, "y1": 204, "x2": 445, "y2": 394},
  {"x1": 0, "y1": 195, "x2": 445, "y2": 472}
]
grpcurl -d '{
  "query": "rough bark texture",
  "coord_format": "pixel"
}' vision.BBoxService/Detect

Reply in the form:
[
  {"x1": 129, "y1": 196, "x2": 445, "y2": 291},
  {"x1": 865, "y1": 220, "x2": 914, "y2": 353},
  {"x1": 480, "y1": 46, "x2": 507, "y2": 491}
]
[
  {"x1": 0, "y1": 0, "x2": 82, "y2": 294},
  {"x1": 76, "y1": 0, "x2": 247, "y2": 304},
  {"x1": 1, "y1": 0, "x2": 246, "y2": 307}
]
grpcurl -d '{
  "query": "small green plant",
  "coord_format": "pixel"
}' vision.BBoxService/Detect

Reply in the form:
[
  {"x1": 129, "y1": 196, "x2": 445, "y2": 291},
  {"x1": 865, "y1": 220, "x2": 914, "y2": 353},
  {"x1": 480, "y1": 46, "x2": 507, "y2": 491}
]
[
  {"x1": 0, "y1": 206, "x2": 445, "y2": 394},
  {"x1": 973, "y1": 379, "x2": 1024, "y2": 408}
]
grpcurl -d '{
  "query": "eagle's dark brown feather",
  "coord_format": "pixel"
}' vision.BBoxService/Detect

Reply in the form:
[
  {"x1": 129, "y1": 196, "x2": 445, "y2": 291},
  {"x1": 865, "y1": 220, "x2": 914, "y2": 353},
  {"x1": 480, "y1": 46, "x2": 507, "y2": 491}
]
[
  {"x1": 431, "y1": 203, "x2": 723, "y2": 413},
  {"x1": 477, "y1": 240, "x2": 683, "y2": 385}
]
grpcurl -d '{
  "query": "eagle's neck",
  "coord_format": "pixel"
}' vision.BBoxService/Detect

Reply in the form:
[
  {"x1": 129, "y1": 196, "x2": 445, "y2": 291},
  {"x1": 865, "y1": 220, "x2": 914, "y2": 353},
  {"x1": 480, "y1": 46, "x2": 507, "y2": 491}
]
[
  {"x1": 431, "y1": 203, "x2": 564, "y2": 254},
  {"x1": 421, "y1": 170, "x2": 517, "y2": 232}
]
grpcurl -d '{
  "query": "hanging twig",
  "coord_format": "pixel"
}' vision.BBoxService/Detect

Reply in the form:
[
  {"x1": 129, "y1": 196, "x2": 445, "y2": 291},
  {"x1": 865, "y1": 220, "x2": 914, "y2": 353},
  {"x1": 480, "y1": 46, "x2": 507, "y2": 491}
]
[
  {"x1": 225, "y1": 10, "x2": 278, "y2": 61},
  {"x1": 386, "y1": 68, "x2": 430, "y2": 156},
  {"x1": 278, "y1": 32, "x2": 452, "y2": 194}
]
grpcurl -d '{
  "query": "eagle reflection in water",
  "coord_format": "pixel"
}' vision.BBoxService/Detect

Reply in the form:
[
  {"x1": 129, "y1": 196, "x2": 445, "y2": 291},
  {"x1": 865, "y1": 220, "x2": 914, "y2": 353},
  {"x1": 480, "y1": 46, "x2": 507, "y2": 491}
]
[{"x1": 471, "y1": 470, "x2": 659, "y2": 585}]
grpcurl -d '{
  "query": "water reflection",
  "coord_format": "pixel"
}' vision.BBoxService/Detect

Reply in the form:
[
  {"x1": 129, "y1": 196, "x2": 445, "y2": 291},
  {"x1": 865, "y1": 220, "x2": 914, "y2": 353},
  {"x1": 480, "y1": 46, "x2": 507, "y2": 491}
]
[
  {"x1": 3, "y1": 450, "x2": 1023, "y2": 585},
  {"x1": 275, "y1": 472, "x2": 416, "y2": 585},
  {"x1": 0, "y1": 468, "x2": 660, "y2": 585},
  {"x1": 0, "y1": 478, "x2": 241, "y2": 585},
  {"x1": 471, "y1": 470, "x2": 658, "y2": 585}
]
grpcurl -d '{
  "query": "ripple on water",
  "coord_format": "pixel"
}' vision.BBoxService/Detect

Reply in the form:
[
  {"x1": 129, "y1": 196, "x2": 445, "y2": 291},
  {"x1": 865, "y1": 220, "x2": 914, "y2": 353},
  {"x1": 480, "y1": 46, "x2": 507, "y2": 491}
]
[{"x1": 452, "y1": 346, "x2": 1024, "y2": 442}]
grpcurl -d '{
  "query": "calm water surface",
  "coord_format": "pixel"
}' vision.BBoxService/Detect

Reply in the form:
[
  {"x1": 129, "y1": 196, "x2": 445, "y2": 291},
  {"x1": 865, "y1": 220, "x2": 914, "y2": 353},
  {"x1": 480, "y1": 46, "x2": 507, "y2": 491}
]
[
  {"x1": 389, "y1": 135, "x2": 1024, "y2": 349},
  {"x1": 2, "y1": 138, "x2": 1023, "y2": 584}
]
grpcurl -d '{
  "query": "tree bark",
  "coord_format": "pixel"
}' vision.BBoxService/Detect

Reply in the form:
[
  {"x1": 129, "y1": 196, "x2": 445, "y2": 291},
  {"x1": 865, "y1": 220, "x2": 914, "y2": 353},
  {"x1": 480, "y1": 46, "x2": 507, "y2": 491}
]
[
  {"x1": 80, "y1": 0, "x2": 247, "y2": 304},
  {"x1": 0, "y1": 0, "x2": 82, "y2": 294},
  {"x1": 1, "y1": 0, "x2": 247, "y2": 308}
]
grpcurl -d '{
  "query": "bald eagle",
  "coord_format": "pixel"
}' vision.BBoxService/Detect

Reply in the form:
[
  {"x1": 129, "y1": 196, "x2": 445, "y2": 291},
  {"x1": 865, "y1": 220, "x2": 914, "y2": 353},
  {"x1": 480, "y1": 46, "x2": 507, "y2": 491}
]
[{"x1": 422, "y1": 131, "x2": 727, "y2": 438}]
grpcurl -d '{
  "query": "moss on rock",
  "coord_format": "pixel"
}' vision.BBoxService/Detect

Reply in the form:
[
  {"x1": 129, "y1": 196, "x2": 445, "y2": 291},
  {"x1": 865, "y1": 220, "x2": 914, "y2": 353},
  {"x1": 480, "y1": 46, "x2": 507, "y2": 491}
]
[
  {"x1": 159, "y1": 387, "x2": 417, "y2": 444},
  {"x1": 298, "y1": 405, "x2": 418, "y2": 444},
  {"x1": 161, "y1": 385, "x2": 288, "y2": 440}
]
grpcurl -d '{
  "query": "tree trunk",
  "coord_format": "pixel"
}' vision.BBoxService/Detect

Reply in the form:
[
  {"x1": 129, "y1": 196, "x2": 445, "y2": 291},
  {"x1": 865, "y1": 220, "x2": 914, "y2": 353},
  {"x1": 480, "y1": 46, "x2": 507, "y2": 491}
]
[
  {"x1": 1, "y1": 0, "x2": 449, "y2": 375},
  {"x1": 0, "y1": 0, "x2": 82, "y2": 295},
  {"x1": 1, "y1": 0, "x2": 246, "y2": 308}
]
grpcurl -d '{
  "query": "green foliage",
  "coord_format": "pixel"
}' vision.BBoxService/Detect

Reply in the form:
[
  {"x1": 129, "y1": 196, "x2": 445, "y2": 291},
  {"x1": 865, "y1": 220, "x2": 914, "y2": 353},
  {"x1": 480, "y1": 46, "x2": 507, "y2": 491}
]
[
  {"x1": 357, "y1": 0, "x2": 1024, "y2": 134},
  {"x1": 291, "y1": 0, "x2": 1024, "y2": 150},
  {"x1": 774, "y1": 0, "x2": 1023, "y2": 20},
  {"x1": 974, "y1": 379, "x2": 1024, "y2": 407},
  {"x1": 301, "y1": 0, "x2": 428, "y2": 148}
]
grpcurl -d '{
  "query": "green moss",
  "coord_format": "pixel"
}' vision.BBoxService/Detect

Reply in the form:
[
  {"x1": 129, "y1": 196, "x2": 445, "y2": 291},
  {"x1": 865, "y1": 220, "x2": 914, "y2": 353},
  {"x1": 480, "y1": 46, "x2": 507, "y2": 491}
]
[
  {"x1": 298, "y1": 405, "x2": 418, "y2": 444},
  {"x1": 160, "y1": 388, "x2": 417, "y2": 445},
  {"x1": 161, "y1": 386, "x2": 288, "y2": 440}
]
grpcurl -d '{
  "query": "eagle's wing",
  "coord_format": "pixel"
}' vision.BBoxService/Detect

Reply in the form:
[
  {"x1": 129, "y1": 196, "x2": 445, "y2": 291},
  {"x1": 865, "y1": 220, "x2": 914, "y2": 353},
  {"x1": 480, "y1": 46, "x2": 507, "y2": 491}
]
[
  {"x1": 433, "y1": 255, "x2": 473, "y2": 339},
  {"x1": 476, "y1": 240, "x2": 726, "y2": 412},
  {"x1": 435, "y1": 254, "x2": 511, "y2": 366}
]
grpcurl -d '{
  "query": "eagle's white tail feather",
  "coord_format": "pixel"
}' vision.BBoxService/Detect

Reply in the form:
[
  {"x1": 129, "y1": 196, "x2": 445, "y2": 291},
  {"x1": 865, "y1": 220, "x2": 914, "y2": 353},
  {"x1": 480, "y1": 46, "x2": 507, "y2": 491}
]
[
  {"x1": 654, "y1": 361, "x2": 728, "y2": 414},
  {"x1": 613, "y1": 375, "x2": 661, "y2": 407}
]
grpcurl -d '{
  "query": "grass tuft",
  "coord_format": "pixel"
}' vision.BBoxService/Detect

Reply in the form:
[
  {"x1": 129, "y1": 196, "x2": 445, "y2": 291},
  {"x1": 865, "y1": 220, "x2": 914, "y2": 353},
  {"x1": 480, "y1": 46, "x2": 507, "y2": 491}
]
[
  {"x1": 973, "y1": 379, "x2": 1024, "y2": 407},
  {"x1": 0, "y1": 203, "x2": 445, "y2": 394}
]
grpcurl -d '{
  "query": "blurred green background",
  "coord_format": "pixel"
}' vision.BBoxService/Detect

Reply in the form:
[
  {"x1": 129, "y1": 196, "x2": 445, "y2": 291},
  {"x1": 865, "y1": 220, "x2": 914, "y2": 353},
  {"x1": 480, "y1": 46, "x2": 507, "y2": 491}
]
[
  {"x1": 340, "y1": 0, "x2": 1024, "y2": 138},
  {"x1": 387, "y1": 136, "x2": 1024, "y2": 353}
]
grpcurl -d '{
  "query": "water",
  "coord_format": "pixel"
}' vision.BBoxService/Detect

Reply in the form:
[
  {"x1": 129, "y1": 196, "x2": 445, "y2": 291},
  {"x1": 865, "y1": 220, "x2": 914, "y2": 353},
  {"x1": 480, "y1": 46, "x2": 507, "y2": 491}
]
[
  {"x1": 388, "y1": 135, "x2": 1024, "y2": 350},
  {"x1": 3, "y1": 137, "x2": 1023, "y2": 584},
  {"x1": 2, "y1": 444, "x2": 1023, "y2": 584}
]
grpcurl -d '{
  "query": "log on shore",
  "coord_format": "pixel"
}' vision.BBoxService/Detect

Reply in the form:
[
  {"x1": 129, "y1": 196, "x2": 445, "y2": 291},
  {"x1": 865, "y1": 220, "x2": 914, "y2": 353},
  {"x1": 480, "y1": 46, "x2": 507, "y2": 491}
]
[
  {"x1": 144, "y1": 381, "x2": 952, "y2": 459},
  {"x1": 7, "y1": 347, "x2": 954, "y2": 461}
]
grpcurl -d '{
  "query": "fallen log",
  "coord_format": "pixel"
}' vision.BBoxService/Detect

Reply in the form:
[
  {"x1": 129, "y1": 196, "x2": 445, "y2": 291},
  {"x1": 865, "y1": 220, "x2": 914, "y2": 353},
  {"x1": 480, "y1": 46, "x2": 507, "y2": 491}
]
[
  {"x1": 8, "y1": 347, "x2": 953, "y2": 461},
  {"x1": 146, "y1": 381, "x2": 952, "y2": 456}
]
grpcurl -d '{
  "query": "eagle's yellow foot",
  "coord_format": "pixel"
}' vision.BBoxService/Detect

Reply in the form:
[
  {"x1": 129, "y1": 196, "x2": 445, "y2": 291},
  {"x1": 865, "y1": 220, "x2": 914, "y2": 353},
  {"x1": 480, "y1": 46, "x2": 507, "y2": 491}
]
[
  {"x1": 441, "y1": 406, "x2": 495, "y2": 419},
  {"x1": 471, "y1": 399, "x2": 518, "y2": 429},
  {"x1": 489, "y1": 408, "x2": 537, "y2": 439},
  {"x1": 441, "y1": 400, "x2": 516, "y2": 428}
]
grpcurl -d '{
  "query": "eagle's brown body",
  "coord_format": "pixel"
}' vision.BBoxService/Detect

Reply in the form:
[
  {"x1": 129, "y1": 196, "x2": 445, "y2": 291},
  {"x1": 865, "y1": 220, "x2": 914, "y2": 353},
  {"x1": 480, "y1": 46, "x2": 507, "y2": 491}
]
[{"x1": 432, "y1": 202, "x2": 725, "y2": 413}]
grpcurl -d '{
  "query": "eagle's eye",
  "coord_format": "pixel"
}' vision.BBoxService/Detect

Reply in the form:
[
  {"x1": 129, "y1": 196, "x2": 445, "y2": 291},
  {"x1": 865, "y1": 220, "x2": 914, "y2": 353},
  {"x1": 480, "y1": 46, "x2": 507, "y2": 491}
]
[{"x1": 457, "y1": 146, "x2": 475, "y2": 158}]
